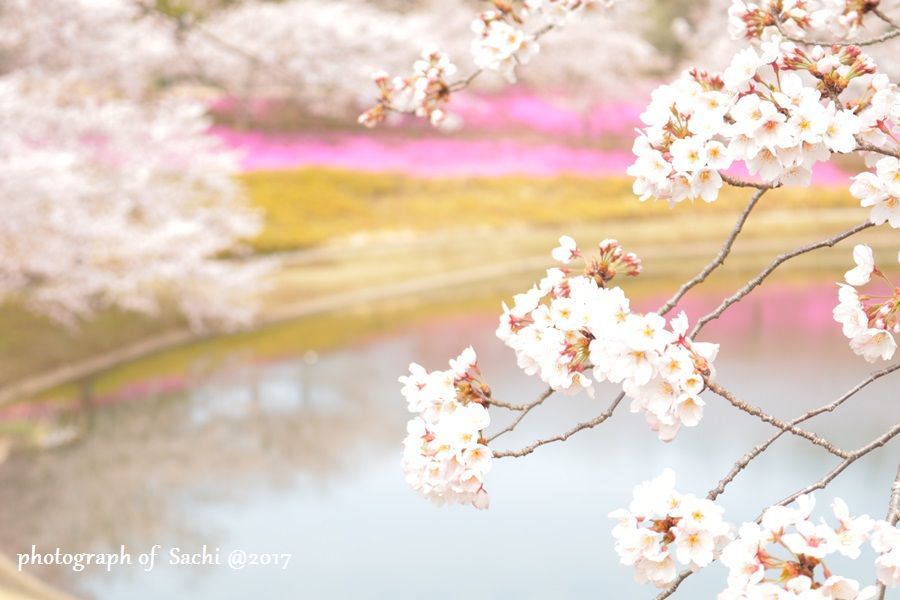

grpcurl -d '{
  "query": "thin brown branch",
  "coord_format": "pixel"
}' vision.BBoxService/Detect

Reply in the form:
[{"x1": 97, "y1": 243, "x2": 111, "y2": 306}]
[
  {"x1": 659, "y1": 399, "x2": 900, "y2": 600},
  {"x1": 656, "y1": 188, "x2": 768, "y2": 316},
  {"x1": 774, "y1": 13, "x2": 900, "y2": 46},
  {"x1": 769, "y1": 422, "x2": 900, "y2": 513},
  {"x1": 487, "y1": 387, "x2": 554, "y2": 442},
  {"x1": 873, "y1": 7, "x2": 900, "y2": 30},
  {"x1": 719, "y1": 173, "x2": 781, "y2": 189},
  {"x1": 484, "y1": 397, "x2": 534, "y2": 411},
  {"x1": 887, "y1": 465, "x2": 900, "y2": 525},
  {"x1": 448, "y1": 17, "x2": 560, "y2": 92},
  {"x1": 855, "y1": 141, "x2": 900, "y2": 160},
  {"x1": 690, "y1": 221, "x2": 875, "y2": 338},
  {"x1": 492, "y1": 392, "x2": 624, "y2": 458},
  {"x1": 707, "y1": 362, "x2": 900, "y2": 501},
  {"x1": 875, "y1": 462, "x2": 900, "y2": 599},
  {"x1": 705, "y1": 379, "x2": 849, "y2": 458},
  {"x1": 656, "y1": 572, "x2": 691, "y2": 600}
]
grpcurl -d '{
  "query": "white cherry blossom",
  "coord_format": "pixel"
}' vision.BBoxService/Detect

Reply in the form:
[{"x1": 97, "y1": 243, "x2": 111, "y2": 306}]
[{"x1": 610, "y1": 469, "x2": 732, "y2": 587}]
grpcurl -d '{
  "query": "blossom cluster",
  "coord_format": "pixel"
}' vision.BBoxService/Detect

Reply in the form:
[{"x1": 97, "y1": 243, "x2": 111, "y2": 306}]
[
  {"x1": 358, "y1": 48, "x2": 457, "y2": 128},
  {"x1": 470, "y1": 9, "x2": 539, "y2": 84},
  {"x1": 470, "y1": 0, "x2": 616, "y2": 82},
  {"x1": 833, "y1": 244, "x2": 898, "y2": 362},
  {"x1": 496, "y1": 236, "x2": 719, "y2": 440},
  {"x1": 611, "y1": 476, "x2": 900, "y2": 597},
  {"x1": 627, "y1": 38, "x2": 893, "y2": 206},
  {"x1": 728, "y1": 0, "x2": 885, "y2": 42},
  {"x1": 851, "y1": 156, "x2": 900, "y2": 228},
  {"x1": 610, "y1": 469, "x2": 733, "y2": 587},
  {"x1": 361, "y1": 0, "x2": 618, "y2": 125},
  {"x1": 719, "y1": 494, "x2": 898, "y2": 598},
  {"x1": 400, "y1": 347, "x2": 492, "y2": 509}
]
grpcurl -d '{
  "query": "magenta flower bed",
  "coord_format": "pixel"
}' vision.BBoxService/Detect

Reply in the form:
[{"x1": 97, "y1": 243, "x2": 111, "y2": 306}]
[
  {"x1": 213, "y1": 127, "x2": 851, "y2": 183},
  {"x1": 210, "y1": 92, "x2": 853, "y2": 183}
]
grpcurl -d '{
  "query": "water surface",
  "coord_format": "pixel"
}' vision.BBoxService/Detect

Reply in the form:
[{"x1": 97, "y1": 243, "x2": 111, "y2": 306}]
[{"x1": 0, "y1": 286, "x2": 896, "y2": 599}]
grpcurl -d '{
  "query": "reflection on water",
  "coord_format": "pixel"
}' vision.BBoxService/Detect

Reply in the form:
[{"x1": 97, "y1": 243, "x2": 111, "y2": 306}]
[{"x1": 0, "y1": 284, "x2": 897, "y2": 599}]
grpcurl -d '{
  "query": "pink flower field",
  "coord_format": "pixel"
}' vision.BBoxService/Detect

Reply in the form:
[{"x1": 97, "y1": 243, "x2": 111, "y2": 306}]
[{"x1": 211, "y1": 92, "x2": 854, "y2": 184}]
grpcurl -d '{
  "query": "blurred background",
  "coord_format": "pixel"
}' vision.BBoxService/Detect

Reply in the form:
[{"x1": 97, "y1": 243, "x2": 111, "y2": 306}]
[{"x1": 0, "y1": 1, "x2": 898, "y2": 598}]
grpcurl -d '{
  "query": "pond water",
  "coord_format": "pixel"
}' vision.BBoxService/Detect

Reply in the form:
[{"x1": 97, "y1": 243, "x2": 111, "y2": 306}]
[{"x1": 0, "y1": 284, "x2": 897, "y2": 599}]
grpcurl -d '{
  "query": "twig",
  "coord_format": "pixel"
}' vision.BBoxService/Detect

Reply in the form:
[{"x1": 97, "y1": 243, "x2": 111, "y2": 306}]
[
  {"x1": 656, "y1": 572, "x2": 691, "y2": 600},
  {"x1": 855, "y1": 141, "x2": 900, "y2": 160},
  {"x1": 656, "y1": 188, "x2": 768, "y2": 316},
  {"x1": 767, "y1": 422, "x2": 900, "y2": 512},
  {"x1": 493, "y1": 392, "x2": 624, "y2": 458},
  {"x1": 485, "y1": 397, "x2": 536, "y2": 411},
  {"x1": 885, "y1": 464, "x2": 900, "y2": 525},
  {"x1": 705, "y1": 380, "x2": 849, "y2": 458},
  {"x1": 875, "y1": 462, "x2": 900, "y2": 600},
  {"x1": 487, "y1": 387, "x2": 554, "y2": 442},
  {"x1": 448, "y1": 16, "x2": 560, "y2": 92},
  {"x1": 719, "y1": 173, "x2": 780, "y2": 189},
  {"x1": 658, "y1": 410, "x2": 900, "y2": 600},
  {"x1": 690, "y1": 221, "x2": 875, "y2": 338},
  {"x1": 707, "y1": 363, "x2": 900, "y2": 501},
  {"x1": 773, "y1": 13, "x2": 900, "y2": 46},
  {"x1": 873, "y1": 7, "x2": 900, "y2": 30}
]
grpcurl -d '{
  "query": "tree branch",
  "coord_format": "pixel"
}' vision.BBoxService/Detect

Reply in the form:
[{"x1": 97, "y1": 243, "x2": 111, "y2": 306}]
[
  {"x1": 656, "y1": 187, "x2": 768, "y2": 316},
  {"x1": 719, "y1": 173, "x2": 781, "y2": 189},
  {"x1": 773, "y1": 13, "x2": 900, "y2": 46},
  {"x1": 705, "y1": 379, "x2": 849, "y2": 458},
  {"x1": 707, "y1": 363, "x2": 900, "y2": 501},
  {"x1": 875, "y1": 462, "x2": 900, "y2": 600},
  {"x1": 487, "y1": 387, "x2": 554, "y2": 442},
  {"x1": 690, "y1": 221, "x2": 875, "y2": 338},
  {"x1": 658, "y1": 402, "x2": 900, "y2": 600},
  {"x1": 855, "y1": 141, "x2": 900, "y2": 160},
  {"x1": 872, "y1": 7, "x2": 900, "y2": 30},
  {"x1": 768, "y1": 422, "x2": 900, "y2": 513},
  {"x1": 492, "y1": 391, "x2": 624, "y2": 458},
  {"x1": 485, "y1": 397, "x2": 540, "y2": 411}
]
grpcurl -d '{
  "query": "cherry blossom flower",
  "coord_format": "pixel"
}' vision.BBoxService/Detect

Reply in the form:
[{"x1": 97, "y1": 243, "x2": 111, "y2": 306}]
[
  {"x1": 728, "y1": 0, "x2": 887, "y2": 43},
  {"x1": 629, "y1": 31, "x2": 889, "y2": 206},
  {"x1": 497, "y1": 237, "x2": 717, "y2": 440},
  {"x1": 361, "y1": 0, "x2": 623, "y2": 126},
  {"x1": 845, "y1": 244, "x2": 876, "y2": 286},
  {"x1": 850, "y1": 157, "x2": 900, "y2": 229},
  {"x1": 470, "y1": 13, "x2": 539, "y2": 83},
  {"x1": 358, "y1": 48, "x2": 458, "y2": 128},
  {"x1": 871, "y1": 520, "x2": 900, "y2": 587},
  {"x1": 833, "y1": 245, "x2": 898, "y2": 362},
  {"x1": 719, "y1": 494, "x2": 880, "y2": 599},
  {"x1": 400, "y1": 347, "x2": 494, "y2": 509},
  {"x1": 610, "y1": 469, "x2": 732, "y2": 587},
  {"x1": 550, "y1": 235, "x2": 580, "y2": 263}
]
